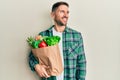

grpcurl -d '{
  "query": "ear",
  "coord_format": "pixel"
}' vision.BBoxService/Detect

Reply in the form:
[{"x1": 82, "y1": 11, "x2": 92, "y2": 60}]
[{"x1": 51, "y1": 12, "x2": 55, "y2": 19}]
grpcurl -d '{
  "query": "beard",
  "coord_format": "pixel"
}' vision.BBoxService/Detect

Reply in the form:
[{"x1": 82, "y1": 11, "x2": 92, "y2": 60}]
[
  {"x1": 54, "y1": 17, "x2": 67, "y2": 26},
  {"x1": 55, "y1": 20, "x2": 66, "y2": 26}
]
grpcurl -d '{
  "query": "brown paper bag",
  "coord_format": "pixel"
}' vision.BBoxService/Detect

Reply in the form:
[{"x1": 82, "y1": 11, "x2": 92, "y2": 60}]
[{"x1": 32, "y1": 44, "x2": 63, "y2": 76}]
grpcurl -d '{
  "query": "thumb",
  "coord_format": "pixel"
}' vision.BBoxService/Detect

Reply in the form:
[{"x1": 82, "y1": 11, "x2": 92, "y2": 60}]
[{"x1": 42, "y1": 65, "x2": 50, "y2": 69}]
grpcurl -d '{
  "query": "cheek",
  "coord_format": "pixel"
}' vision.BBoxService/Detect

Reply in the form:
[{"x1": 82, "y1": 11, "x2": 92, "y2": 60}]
[
  {"x1": 60, "y1": 13, "x2": 64, "y2": 17},
  {"x1": 55, "y1": 15, "x2": 61, "y2": 20},
  {"x1": 57, "y1": 12, "x2": 64, "y2": 17},
  {"x1": 54, "y1": 13, "x2": 63, "y2": 20}
]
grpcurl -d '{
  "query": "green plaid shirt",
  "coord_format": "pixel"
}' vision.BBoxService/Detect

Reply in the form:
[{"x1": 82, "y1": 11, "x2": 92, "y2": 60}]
[{"x1": 29, "y1": 26, "x2": 86, "y2": 80}]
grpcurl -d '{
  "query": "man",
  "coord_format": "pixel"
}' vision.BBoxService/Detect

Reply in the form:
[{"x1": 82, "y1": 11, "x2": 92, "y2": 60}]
[{"x1": 29, "y1": 1, "x2": 86, "y2": 80}]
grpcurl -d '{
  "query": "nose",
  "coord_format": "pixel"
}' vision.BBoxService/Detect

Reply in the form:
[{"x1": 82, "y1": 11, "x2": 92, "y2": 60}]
[{"x1": 64, "y1": 12, "x2": 69, "y2": 18}]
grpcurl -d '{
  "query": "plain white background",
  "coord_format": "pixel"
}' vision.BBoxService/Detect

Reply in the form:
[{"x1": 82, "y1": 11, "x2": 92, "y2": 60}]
[{"x1": 0, "y1": 0, "x2": 120, "y2": 80}]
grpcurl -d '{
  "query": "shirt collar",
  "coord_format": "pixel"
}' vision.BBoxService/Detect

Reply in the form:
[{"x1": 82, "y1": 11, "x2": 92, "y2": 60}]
[{"x1": 47, "y1": 25, "x2": 70, "y2": 33}]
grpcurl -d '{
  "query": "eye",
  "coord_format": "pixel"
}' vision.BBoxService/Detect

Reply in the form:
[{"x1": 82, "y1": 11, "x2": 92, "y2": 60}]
[
  {"x1": 59, "y1": 10, "x2": 69, "y2": 15},
  {"x1": 60, "y1": 10, "x2": 64, "y2": 13},
  {"x1": 67, "y1": 11, "x2": 69, "y2": 14}
]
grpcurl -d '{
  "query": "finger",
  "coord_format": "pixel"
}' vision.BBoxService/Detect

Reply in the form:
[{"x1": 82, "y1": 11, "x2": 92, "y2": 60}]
[
  {"x1": 42, "y1": 65, "x2": 47, "y2": 68},
  {"x1": 37, "y1": 71, "x2": 43, "y2": 77},
  {"x1": 39, "y1": 73, "x2": 47, "y2": 78},
  {"x1": 40, "y1": 73, "x2": 49, "y2": 78},
  {"x1": 38, "y1": 69, "x2": 49, "y2": 78},
  {"x1": 41, "y1": 73, "x2": 47, "y2": 78},
  {"x1": 43, "y1": 65, "x2": 50, "y2": 70},
  {"x1": 44, "y1": 70, "x2": 50, "y2": 78},
  {"x1": 44, "y1": 74, "x2": 50, "y2": 78}
]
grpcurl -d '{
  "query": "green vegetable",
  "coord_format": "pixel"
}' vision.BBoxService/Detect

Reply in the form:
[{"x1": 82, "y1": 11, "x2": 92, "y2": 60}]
[
  {"x1": 27, "y1": 36, "x2": 60, "y2": 48},
  {"x1": 27, "y1": 36, "x2": 41, "y2": 48},
  {"x1": 27, "y1": 36, "x2": 35, "y2": 46},
  {"x1": 32, "y1": 40, "x2": 41, "y2": 48},
  {"x1": 44, "y1": 36, "x2": 60, "y2": 46}
]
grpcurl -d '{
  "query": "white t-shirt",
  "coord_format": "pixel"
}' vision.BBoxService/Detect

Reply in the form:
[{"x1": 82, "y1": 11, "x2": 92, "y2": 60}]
[{"x1": 52, "y1": 27, "x2": 64, "y2": 80}]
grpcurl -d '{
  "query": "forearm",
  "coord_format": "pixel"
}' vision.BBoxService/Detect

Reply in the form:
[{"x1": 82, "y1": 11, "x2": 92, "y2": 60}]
[
  {"x1": 76, "y1": 53, "x2": 86, "y2": 80},
  {"x1": 29, "y1": 51, "x2": 39, "y2": 71}
]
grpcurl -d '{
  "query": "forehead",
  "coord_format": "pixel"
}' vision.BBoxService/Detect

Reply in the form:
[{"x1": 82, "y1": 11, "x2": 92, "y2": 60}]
[{"x1": 57, "y1": 5, "x2": 69, "y2": 11}]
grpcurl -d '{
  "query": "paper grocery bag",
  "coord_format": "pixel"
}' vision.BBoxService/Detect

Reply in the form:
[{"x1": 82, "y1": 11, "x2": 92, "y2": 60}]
[{"x1": 32, "y1": 44, "x2": 63, "y2": 76}]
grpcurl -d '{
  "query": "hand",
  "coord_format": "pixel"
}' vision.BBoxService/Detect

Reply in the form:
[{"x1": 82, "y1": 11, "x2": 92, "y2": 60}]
[{"x1": 35, "y1": 64, "x2": 50, "y2": 78}]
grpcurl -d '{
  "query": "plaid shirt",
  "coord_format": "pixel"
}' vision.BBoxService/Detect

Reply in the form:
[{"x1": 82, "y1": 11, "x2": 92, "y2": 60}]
[{"x1": 29, "y1": 26, "x2": 86, "y2": 80}]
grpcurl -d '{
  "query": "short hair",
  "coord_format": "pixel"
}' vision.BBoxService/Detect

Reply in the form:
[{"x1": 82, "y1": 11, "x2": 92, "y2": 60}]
[{"x1": 52, "y1": 1, "x2": 69, "y2": 12}]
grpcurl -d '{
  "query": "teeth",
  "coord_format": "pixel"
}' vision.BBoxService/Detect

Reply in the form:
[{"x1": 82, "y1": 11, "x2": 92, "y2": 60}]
[{"x1": 63, "y1": 18, "x2": 67, "y2": 21}]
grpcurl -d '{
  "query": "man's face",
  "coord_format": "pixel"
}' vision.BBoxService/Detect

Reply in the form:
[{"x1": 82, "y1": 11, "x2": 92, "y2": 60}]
[{"x1": 52, "y1": 5, "x2": 69, "y2": 26}]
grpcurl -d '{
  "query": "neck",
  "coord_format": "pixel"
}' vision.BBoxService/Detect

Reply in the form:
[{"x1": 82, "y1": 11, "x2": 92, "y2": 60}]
[{"x1": 54, "y1": 24, "x2": 65, "y2": 32}]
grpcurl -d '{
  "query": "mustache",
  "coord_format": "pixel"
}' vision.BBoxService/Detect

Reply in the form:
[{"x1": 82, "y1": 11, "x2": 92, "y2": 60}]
[{"x1": 62, "y1": 16, "x2": 68, "y2": 19}]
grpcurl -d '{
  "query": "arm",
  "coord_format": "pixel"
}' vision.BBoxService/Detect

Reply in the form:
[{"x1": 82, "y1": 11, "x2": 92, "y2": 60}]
[
  {"x1": 28, "y1": 32, "x2": 45, "y2": 71},
  {"x1": 29, "y1": 51, "x2": 39, "y2": 71},
  {"x1": 76, "y1": 35, "x2": 86, "y2": 80},
  {"x1": 28, "y1": 50, "x2": 50, "y2": 78}
]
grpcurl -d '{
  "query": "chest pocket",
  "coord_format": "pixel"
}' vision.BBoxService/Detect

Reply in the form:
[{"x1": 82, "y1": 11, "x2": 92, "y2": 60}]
[{"x1": 64, "y1": 41, "x2": 80, "y2": 59}]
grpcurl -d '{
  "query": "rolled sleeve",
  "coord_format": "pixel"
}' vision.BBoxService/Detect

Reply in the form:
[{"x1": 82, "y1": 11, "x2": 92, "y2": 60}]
[{"x1": 29, "y1": 51, "x2": 39, "y2": 71}]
